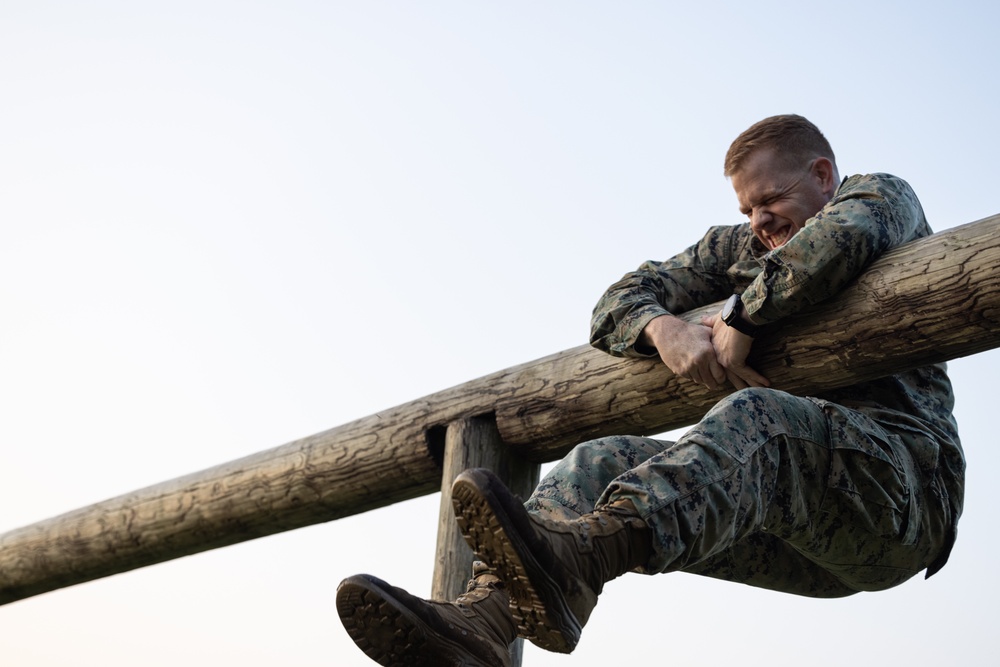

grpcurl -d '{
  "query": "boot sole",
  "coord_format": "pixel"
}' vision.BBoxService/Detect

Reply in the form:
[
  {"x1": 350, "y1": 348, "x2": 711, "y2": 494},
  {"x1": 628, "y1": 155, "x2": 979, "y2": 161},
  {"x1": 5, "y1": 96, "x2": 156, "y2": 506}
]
[
  {"x1": 452, "y1": 469, "x2": 581, "y2": 654},
  {"x1": 336, "y1": 574, "x2": 504, "y2": 667}
]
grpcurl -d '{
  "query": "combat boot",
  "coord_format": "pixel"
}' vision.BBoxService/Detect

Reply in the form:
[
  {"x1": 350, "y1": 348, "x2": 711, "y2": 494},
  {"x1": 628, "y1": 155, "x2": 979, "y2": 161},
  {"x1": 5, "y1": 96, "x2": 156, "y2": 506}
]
[
  {"x1": 336, "y1": 562, "x2": 517, "y2": 667},
  {"x1": 451, "y1": 468, "x2": 652, "y2": 654}
]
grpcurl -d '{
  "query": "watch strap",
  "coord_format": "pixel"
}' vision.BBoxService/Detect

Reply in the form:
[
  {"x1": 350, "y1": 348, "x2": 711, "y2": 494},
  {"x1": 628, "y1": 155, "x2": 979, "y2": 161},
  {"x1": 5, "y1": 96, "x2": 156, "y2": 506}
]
[{"x1": 724, "y1": 294, "x2": 761, "y2": 337}]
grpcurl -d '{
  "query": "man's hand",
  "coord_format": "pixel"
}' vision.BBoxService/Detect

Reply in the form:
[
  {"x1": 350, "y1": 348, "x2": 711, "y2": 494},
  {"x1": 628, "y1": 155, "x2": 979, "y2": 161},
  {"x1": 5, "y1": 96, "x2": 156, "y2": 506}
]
[
  {"x1": 703, "y1": 313, "x2": 770, "y2": 390},
  {"x1": 640, "y1": 315, "x2": 726, "y2": 389}
]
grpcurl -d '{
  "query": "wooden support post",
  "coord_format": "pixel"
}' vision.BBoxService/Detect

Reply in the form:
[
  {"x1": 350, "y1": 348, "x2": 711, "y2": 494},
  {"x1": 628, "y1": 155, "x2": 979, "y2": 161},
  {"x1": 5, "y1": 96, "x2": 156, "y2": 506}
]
[{"x1": 432, "y1": 414, "x2": 540, "y2": 666}]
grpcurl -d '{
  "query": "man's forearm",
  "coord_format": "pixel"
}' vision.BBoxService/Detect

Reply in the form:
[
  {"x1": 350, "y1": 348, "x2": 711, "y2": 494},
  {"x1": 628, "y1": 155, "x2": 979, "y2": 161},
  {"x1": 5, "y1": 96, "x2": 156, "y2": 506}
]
[{"x1": 638, "y1": 313, "x2": 685, "y2": 354}]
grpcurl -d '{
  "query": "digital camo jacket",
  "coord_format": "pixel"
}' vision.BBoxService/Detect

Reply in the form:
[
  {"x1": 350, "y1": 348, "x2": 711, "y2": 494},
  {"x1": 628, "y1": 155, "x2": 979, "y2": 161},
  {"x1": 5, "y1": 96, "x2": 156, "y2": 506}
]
[{"x1": 589, "y1": 172, "x2": 964, "y2": 513}]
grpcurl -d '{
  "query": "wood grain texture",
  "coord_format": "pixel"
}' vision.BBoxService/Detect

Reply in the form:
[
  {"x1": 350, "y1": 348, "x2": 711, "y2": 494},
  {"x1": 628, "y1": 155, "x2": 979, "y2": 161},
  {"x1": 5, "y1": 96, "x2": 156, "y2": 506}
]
[
  {"x1": 1, "y1": 214, "x2": 997, "y2": 605},
  {"x1": 432, "y1": 415, "x2": 539, "y2": 603},
  {"x1": 495, "y1": 214, "x2": 1000, "y2": 458},
  {"x1": 431, "y1": 415, "x2": 538, "y2": 666}
]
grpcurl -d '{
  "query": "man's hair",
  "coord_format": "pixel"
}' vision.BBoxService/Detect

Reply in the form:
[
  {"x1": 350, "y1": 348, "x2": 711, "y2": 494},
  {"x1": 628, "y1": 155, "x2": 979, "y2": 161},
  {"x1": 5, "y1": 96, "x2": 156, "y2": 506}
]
[{"x1": 724, "y1": 114, "x2": 836, "y2": 177}]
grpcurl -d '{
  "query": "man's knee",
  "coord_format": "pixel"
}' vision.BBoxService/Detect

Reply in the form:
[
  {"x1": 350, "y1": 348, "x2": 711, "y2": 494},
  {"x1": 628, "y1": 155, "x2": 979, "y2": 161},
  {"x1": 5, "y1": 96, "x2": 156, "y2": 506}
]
[
  {"x1": 713, "y1": 387, "x2": 796, "y2": 414},
  {"x1": 705, "y1": 387, "x2": 827, "y2": 440},
  {"x1": 526, "y1": 436, "x2": 669, "y2": 519},
  {"x1": 563, "y1": 435, "x2": 667, "y2": 474}
]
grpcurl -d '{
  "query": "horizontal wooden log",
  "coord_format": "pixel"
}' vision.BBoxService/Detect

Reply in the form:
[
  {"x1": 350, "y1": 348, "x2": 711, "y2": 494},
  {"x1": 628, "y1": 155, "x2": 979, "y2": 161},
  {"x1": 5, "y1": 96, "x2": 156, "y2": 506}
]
[
  {"x1": 496, "y1": 213, "x2": 1000, "y2": 459},
  {"x1": 1, "y1": 213, "x2": 997, "y2": 605},
  {"x1": 0, "y1": 411, "x2": 444, "y2": 604}
]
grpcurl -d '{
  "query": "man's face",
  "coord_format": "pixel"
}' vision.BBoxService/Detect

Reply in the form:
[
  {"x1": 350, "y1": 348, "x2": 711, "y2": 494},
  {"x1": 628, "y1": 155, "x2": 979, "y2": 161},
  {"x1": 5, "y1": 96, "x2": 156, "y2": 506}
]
[{"x1": 730, "y1": 149, "x2": 836, "y2": 251}]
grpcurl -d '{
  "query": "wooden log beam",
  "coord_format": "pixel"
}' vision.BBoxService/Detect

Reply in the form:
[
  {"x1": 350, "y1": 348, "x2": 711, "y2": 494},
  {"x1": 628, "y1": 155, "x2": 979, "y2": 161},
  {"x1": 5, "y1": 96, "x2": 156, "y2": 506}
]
[
  {"x1": 496, "y1": 213, "x2": 1000, "y2": 459},
  {"x1": 0, "y1": 412, "x2": 444, "y2": 605},
  {"x1": 1, "y1": 214, "x2": 998, "y2": 605}
]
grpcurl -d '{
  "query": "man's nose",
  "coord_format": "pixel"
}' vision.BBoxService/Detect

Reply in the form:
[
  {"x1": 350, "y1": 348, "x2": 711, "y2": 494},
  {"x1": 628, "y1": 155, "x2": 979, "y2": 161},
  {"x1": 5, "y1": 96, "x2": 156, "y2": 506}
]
[{"x1": 750, "y1": 207, "x2": 772, "y2": 231}]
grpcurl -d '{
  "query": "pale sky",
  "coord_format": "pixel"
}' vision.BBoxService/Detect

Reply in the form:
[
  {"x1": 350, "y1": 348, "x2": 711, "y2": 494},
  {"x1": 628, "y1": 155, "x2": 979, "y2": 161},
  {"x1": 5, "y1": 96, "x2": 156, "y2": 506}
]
[{"x1": 1, "y1": 2, "x2": 998, "y2": 665}]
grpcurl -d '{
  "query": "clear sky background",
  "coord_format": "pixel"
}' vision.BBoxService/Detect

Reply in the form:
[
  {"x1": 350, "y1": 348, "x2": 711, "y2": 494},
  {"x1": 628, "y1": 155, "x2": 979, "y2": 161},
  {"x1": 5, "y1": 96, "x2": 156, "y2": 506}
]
[{"x1": 1, "y1": 2, "x2": 998, "y2": 665}]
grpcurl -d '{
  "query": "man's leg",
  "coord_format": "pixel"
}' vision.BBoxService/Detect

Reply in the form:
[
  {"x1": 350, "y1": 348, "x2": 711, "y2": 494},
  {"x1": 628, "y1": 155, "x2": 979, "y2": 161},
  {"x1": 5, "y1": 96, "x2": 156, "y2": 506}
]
[
  {"x1": 336, "y1": 562, "x2": 517, "y2": 667},
  {"x1": 335, "y1": 435, "x2": 664, "y2": 663},
  {"x1": 606, "y1": 389, "x2": 950, "y2": 589},
  {"x1": 454, "y1": 467, "x2": 652, "y2": 653},
  {"x1": 334, "y1": 435, "x2": 659, "y2": 665},
  {"x1": 524, "y1": 434, "x2": 669, "y2": 520},
  {"x1": 521, "y1": 431, "x2": 855, "y2": 597},
  {"x1": 452, "y1": 388, "x2": 952, "y2": 652}
]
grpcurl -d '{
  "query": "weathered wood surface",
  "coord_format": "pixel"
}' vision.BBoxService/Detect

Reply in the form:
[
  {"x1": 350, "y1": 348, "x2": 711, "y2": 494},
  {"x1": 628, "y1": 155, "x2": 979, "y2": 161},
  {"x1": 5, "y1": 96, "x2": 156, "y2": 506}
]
[
  {"x1": 1, "y1": 213, "x2": 998, "y2": 605},
  {"x1": 431, "y1": 415, "x2": 539, "y2": 666},
  {"x1": 497, "y1": 212, "x2": 1000, "y2": 459},
  {"x1": 431, "y1": 416, "x2": 539, "y2": 602},
  {"x1": 0, "y1": 412, "x2": 444, "y2": 605}
]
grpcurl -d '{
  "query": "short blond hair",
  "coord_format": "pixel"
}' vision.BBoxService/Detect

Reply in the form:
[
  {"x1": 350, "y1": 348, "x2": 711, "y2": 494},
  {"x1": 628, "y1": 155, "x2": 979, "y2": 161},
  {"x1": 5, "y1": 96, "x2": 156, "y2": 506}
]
[{"x1": 724, "y1": 114, "x2": 836, "y2": 177}]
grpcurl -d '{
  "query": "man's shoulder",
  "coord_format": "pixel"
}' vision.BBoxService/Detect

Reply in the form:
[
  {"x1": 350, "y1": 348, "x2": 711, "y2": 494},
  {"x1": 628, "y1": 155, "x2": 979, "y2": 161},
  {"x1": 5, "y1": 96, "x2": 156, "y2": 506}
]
[
  {"x1": 834, "y1": 173, "x2": 931, "y2": 237},
  {"x1": 838, "y1": 172, "x2": 918, "y2": 200}
]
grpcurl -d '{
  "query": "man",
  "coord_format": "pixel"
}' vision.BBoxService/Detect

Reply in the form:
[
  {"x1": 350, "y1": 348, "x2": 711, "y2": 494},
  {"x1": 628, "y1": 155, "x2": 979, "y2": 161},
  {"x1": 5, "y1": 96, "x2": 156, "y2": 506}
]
[{"x1": 336, "y1": 115, "x2": 965, "y2": 667}]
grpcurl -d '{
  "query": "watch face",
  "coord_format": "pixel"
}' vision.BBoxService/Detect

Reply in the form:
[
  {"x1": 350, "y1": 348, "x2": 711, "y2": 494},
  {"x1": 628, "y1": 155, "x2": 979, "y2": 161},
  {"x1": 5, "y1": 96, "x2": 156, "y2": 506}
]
[{"x1": 722, "y1": 294, "x2": 738, "y2": 322}]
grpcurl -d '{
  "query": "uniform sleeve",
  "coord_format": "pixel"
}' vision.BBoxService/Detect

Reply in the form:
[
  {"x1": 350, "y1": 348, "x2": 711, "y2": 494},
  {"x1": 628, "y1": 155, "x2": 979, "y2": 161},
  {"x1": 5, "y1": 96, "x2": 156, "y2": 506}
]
[
  {"x1": 590, "y1": 224, "x2": 750, "y2": 357},
  {"x1": 741, "y1": 174, "x2": 932, "y2": 324}
]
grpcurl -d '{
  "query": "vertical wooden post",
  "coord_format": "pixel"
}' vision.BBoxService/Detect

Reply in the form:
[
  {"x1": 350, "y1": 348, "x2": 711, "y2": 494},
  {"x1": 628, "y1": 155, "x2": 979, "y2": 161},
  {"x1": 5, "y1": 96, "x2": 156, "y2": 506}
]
[{"x1": 432, "y1": 414, "x2": 540, "y2": 666}]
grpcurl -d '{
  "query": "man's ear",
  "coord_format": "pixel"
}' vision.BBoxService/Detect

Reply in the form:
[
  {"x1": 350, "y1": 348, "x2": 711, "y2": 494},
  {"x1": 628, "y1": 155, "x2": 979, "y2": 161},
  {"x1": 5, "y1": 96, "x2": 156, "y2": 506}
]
[{"x1": 811, "y1": 157, "x2": 837, "y2": 196}]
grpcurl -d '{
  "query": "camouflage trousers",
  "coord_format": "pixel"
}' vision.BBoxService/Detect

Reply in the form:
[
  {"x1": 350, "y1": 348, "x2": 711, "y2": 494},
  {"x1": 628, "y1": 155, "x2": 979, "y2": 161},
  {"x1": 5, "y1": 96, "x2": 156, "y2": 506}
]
[{"x1": 523, "y1": 387, "x2": 958, "y2": 597}]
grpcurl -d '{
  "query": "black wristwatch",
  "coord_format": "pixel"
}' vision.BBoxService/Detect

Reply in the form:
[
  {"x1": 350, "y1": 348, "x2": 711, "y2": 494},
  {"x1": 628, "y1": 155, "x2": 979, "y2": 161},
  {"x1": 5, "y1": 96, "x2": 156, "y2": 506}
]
[{"x1": 721, "y1": 293, "x2": 761, "y2": 337}]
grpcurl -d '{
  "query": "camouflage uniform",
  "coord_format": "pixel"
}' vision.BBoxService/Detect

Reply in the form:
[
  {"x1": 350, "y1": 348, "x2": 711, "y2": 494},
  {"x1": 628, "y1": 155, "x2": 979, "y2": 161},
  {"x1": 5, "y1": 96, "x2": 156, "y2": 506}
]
[{"x1": 524, "y1": 173, "x2": 965, "y2": 597}]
